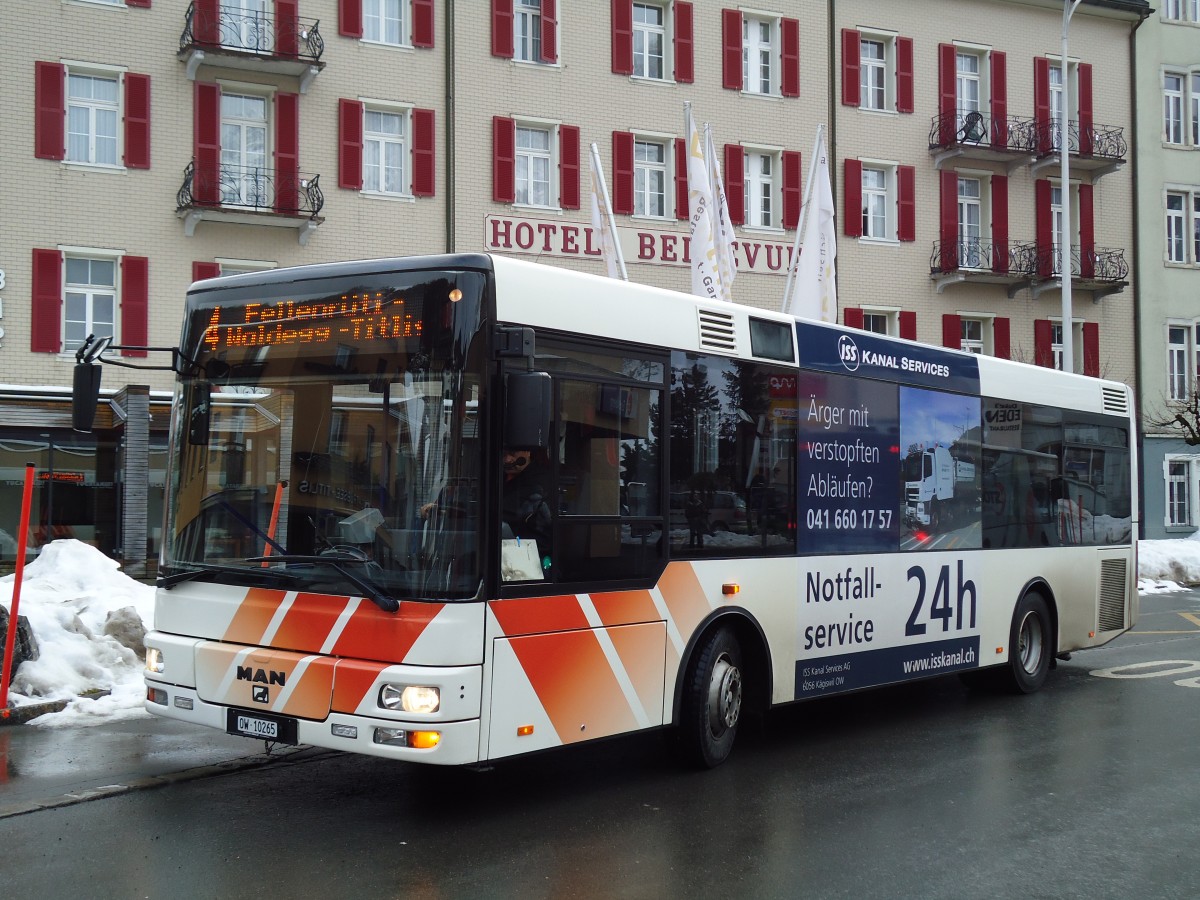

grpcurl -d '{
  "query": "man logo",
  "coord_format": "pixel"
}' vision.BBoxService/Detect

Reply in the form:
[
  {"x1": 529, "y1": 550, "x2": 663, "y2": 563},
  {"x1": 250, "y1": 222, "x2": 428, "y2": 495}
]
[
  {"x1": 838, "y1": 334, "x2": 860, "y2": 372},
  {"x1": 252, "y1": 685, "x2": 269, "y2": 704}
]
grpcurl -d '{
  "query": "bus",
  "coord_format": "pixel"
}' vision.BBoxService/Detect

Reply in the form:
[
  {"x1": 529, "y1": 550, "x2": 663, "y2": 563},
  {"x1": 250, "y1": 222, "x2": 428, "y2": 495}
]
[{"x1": 74, "y1": 253, "x2": 1137, "y2": 768}]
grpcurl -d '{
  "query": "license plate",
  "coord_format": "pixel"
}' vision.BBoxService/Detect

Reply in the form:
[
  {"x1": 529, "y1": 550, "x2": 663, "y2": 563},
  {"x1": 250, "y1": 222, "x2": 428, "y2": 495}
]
[{"x1": 226, "y1": 709, "x2": 298, "y2": 744}]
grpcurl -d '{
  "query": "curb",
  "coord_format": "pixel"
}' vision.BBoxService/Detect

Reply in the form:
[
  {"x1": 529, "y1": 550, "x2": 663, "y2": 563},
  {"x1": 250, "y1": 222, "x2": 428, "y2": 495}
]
[{"x1": 0, "y1": 744, "x2": 338, "y2": 820}]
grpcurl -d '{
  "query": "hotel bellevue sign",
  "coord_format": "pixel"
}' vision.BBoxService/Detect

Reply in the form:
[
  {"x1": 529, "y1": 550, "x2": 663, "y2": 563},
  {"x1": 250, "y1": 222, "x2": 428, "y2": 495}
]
[{"x1": 484, "y1": 215, "x2": 793, "y2": 275}]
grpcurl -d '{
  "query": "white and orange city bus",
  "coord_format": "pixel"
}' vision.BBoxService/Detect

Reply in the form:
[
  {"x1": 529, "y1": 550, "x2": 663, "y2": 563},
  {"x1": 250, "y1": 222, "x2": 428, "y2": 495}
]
[{"x1": 75, "y1": 253, "x2": 1137, "y2": 767}]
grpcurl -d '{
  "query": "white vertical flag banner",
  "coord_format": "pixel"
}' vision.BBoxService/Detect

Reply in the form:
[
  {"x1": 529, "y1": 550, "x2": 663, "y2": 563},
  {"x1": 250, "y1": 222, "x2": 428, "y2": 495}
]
[
  {"x1": 784, "y1": 127, "x2": 837, "y2": 321},
  {"x1": 705, "y1": 123, "x2": 738, "y2": 303},
  {"x1": 589, "y1": 142, "x2": 627, "y2": 280},
  {"x1": 684, "y1": 102, "x2": 722, "y2": 302}
]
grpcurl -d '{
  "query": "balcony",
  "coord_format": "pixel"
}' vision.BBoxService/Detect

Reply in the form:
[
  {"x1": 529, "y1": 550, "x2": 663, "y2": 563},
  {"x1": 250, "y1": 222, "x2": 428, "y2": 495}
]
[
  {"x1": 930, "y1": 240, "x2": 1127, "y2": 299},
  {"x1": 1028, "y1": 120, "x2": 1127, "y2": 179},
  {"x1": 929, "y1": 240, "x2": 1040, "y2": 295},
  {"x1": 176, "y1": 161, "x2": 325, "y2": 245},
  {"x1": 179, "y1": 2, "x2": 325, "y2": 92},
  {"x1": 928, "y1": 112, "x2": 1040, "y2": 172}
]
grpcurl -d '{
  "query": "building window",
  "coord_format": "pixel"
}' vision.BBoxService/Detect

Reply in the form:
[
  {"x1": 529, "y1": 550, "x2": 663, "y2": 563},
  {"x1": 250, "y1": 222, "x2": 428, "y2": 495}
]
[
  {"x1": 633, "y1": 3, "x2": 666, "y2": 79},
  {"x1": 221, "y1": 0, "x2": 272, "y2": 53},
  {"x1": 363, "y1": 108, "x2": 407, "y2": 195},
  {"x1": 860, "y1": 39, "x2": 887, "y2": 110},
  {"x1": 742, "y1": 15, "x2": 775, "y2": 95},
  {"x1": 1165, "y1": 73, "x2": 1185, "y2": 144},
  {"x1": 220, "y1": 92, "x2": 269, "y2": 207},
  {"x1": 516, "y1": 125, "x2": 553, "y2": 207},
  {"x1": 862, "y1": 166, "x2": 889, "y2": 239},
  {"x1": 1166, "y1": 190, "x2": 1200, "y2": 264},
  {"x1": 634, "y1": 138, "x2": 668, "y2": 218},
  {"x1": 743, "y1": 149, "x2": 778, "y2": 228},
  {"x1": 1163, "y1": 0, "x2": 1200, "y2": 22},
  {"x1": 961, "y1": 318, "x2": 985, "y2": 354},
  {"x1": 1193, "y1": 73, "x2": 1200, "y2": 145},
  {"x1": 958, "y1": 177, "x2": 983, "y2": 267},
  {"x1": 64, "y1": 257, "x2": 117, "y2": 353},
  {"x1": 1167, "y1": 460, "x2": 1192, "y2": 527},
  {"x1": 862, "y1": 311, "x2": 893, "y2": 335},
  {"x1": 1169, "y1": 325, "x2": 1191, "y2": 399},
  {"x1": 67, "y1": 72, "x2": 120, "y2": 166},
  {"x1": 364, "y1": 0, "x2": 404, "y2": 46},
  {"x1": 514, "y1": 0, "x2": 542, "y2": 62},
  {"x1": 956, "y1": 51, "x2": 982, "y2": 134}
]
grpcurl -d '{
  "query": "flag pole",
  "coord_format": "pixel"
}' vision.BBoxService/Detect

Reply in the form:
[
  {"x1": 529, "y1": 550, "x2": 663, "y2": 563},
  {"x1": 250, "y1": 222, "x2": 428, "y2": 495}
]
[
  {"x1": 590, "y1": 142, "x2": 628, "y2": 281},
  {"x1": 782, "y1": 124, "x2": 824, "y2": 310}
]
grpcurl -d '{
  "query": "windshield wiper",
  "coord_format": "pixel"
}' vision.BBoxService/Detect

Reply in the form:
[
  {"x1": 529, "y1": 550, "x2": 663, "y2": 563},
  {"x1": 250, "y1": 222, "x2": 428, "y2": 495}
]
[
  {"x1": 159, "y1": 563, "x2": 303, "y2": 590},
  {"x1": 245, "y1": 555, "x2": 400, "y2": 613}
]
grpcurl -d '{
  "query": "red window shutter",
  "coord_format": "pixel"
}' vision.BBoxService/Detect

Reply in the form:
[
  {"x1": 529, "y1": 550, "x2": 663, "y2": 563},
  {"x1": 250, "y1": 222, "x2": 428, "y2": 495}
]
[
  {"x1": 724, "y1": 144, "x2": 745, "y2": 225},
  {"x1": 899, "y1": 311, "x2": 917, "y2": 341},
  {"x1": 1078, "y1": 63, "x2": 1094, "y2": 155},
  {"x1": 990, "y1": 51, "x2": 1008, "y2": 148},
  {"x1": 897, "y1": 165, "x2": 916, "y2": 242},
  {"x1": 339, "y1": 0, "x2": 363, "y2": 38},
  {"x1": 782, "y1": 150, "x2": 802, "y2": 229},
  {"x1": 276, "y1": 0, "x2": 299, "y2": 57},
  {"x1": 559, "y1": 124, "x2": 579, "y2": 209},
  {"x1": 35, "y1": 61, "x2": 65, "y2": 161},
  {"x1": 193, "y1": 261, "x2": 222, "y2": 282},
  {"x1": 722, "y1": 9, "x2": 742, "y2": 91},
  {"x1": 938, "y1": 43, "x2": 957, "y2": 145},
  {"x1": 1079, "y1": 182, "x2": 1095, "y2": 278},
  {"x1": 1034, "y1": 319, "x2": 1054, "y2": 368},
  {"x1": 195, "y1": 0, "x2": 221, "y2": 44},
  {"x1": 674, "y1": 2, "x2": 694, "y2": 84},
  {"x1": 1035, "y1": 179, "x2": 1053, "y2": 277},
  {"x1": 939, "y1": 170, "x2": 959, "y2": 271},
  {"x1": 942, "y1": 314, "x2": 962, "y2": 350},
  {"x1": 31, "y1": 249, "x2": 62, "y2": 354},
  {"x1": 493, "y1": 116, "x2": 516, "y2": 203},
  {"x1": 896, "y1": 37, "x2": 914, "y2": 113},
  {"x1": 123, "y1": 73, "x2": 151, "y2": 169},
  {"x1": 612, "y1": 131, "x2": 634, "y2": 214},
  {"x1": 675, "y1": 138, "x2": 687, "y2": 220},
  {"x1": 120, "y1": 256, "x2": 149, "y2": 358},
  {"x1": 193, "y1": 82, "x2": 221, "y2": 205},
  {"x1": 492, "y1": 0, "x2": 514, "y2": 58},
  {"x1": 611, "y1": 0, "x2": 633, "y2": 75},
  {"x1": 991, "y1": 174, "x2": 1009, "y2": 273},
  {"x1": 843, "y1": 159, "x2": 862, "y2": 238},
  {"x1": 126, "y1": 0, "x2": 151, "y2": 7},
  {"x1": 413, "y1": 0, "x2": 434, "y2": 48},
  {"x1": 274, "y1": 92, "x2": 300, "y2": 213},
  {"x1": 1082, "y1": 322, "x2": 1099, "y2": 377},
  {"x1": 412, "y1": 108, "x2": 436, "y2": 197},
  {"x1": 1034, "y1": 57, "x2": 1051, "y2": 153},
  {"x1": 841, "y1": 29, "x2": 860, "y2": 106},
  {"x1": 338, "y1": 98, "x2": 363, "y2": 190},
  {"x1": 540, "y1": 0, "x2": 557, "y2": 63},
  {"x1": 843, "y1": 308, "x2": 864, "y2": 330},
  {"x1": 993, "y1": 317, "x2": 1011, "y2": 359},
  {"x1": 780, "y1": 18, "x2": 800, "y2": 98}
]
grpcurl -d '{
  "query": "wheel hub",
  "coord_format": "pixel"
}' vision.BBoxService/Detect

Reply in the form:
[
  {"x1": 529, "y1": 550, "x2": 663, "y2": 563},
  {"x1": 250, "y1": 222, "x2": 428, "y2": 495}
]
[{"x1": 707, "y1": 654, "x2": 742, "y2": 734}]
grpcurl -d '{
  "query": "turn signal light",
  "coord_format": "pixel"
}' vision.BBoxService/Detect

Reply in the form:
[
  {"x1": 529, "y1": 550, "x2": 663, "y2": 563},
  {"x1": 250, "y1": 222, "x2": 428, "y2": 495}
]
[
  {"x1": 722, "y1": 583, "x2": 740, "y2": 595},
  {"x1": 409, "y1": 730, "x2": 441, "y2": 749},
  {"x1": 517, "y1": 725, "x2": 534, "y2": 737}
]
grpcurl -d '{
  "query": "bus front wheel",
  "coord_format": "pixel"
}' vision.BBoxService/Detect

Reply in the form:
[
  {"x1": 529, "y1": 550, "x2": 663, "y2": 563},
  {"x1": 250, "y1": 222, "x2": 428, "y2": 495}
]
[
  {"x1": 679, "y1": 626, "x2": 744, "y2": 768},
  {"x1": 1002, "y1": 592, "x2": 1052, "y2": 694}
]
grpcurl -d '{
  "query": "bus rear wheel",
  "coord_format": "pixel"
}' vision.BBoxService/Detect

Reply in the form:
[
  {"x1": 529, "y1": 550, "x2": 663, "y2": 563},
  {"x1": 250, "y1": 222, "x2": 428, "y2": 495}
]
[
  {"x1": 1002, "y1": 592, "x2": 1051, "y2": 694},
  {"x1": 678, "y1": 626, "x2": 743, "y2": 768}
]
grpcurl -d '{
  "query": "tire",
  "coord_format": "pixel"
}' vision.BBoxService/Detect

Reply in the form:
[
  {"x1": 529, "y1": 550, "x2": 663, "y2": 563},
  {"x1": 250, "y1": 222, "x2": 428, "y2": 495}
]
[
  {"x1": 678, "y1": 627, "x2": 744, "y2": 768},
  {"x1": 1002, "y1": 592, "x2": 1052, "y2": 694}
]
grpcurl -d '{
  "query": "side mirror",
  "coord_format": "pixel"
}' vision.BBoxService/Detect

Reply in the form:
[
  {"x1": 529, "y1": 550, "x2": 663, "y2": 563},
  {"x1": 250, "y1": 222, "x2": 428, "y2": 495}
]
[
  {"x1": 504, "y1": 372, "x2": 552, "y2": 449},
  {"x1": 186, "y1": 382, "x2": 212, "y2": 446},
  {"x1": 72, "y1": 364, "x2": 102, "y2": 432}
]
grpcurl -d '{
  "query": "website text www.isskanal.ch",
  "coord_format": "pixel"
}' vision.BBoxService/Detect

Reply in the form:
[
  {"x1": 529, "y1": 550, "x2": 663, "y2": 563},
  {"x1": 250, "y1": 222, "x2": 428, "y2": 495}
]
[{"x1": 901, "y1": 646, "x2": 977, "y2": 675}]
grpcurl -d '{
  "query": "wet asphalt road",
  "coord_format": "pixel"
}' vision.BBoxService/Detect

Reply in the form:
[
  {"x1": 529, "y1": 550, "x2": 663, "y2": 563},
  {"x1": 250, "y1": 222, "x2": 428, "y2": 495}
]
[{"x1": 2, "y1": 588, "x2": 1198, "y2": 899}]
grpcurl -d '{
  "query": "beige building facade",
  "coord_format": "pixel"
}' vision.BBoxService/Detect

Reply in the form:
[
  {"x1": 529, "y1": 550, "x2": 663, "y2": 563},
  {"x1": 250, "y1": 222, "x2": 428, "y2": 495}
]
[{"x1": 0, "y1": 0, "x2": 1148, "y2": 572}]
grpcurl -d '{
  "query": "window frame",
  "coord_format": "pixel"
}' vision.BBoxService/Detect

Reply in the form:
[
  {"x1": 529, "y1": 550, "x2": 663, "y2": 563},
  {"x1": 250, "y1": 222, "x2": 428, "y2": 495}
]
[
  {"x1": 742, "y1": 145, "x2": 782, "y2": 231},
  {"x1": 361, "y1": 103, "x2": 411, "y2": 198},
  {"x1": 1168, "y1": 323, "x2": 1192, "y2": 400},
  {"x1": 1165, "y1": 457, "x2": 1196, "y2": 529},
  {"x1": 218, "y1": 87, "x2": 272, "y2": 209},
  {"x1": 514, "y1": 119, "x2": 557, "y2": 209},
  {"x1": 1165, "y1": 187, "x2": 1200, "y2": 266},
  {"x1": 1048, "y1": 319, "x2": 1086, "y2": 373},
  {"x1": 632, "y1": 1, "x2": 668, "y2": 81},
  {"x1": 861, "y1": 308, "x2": 900, "y2": 337},
  {"x1": 858, "y1": 34, "x2": 893, "y2": 112},
  {"x1": 514, "y1": 0, "x2": 543, "y2": 63},
  {"x1": 1164, "y1": 71, "x2": 1185, "y2": 145},
  {"x1": 741, "y1": 12, "x2": 779, "y2": 97},
  {"x1": 363, "y1": 0, "x2": 406, "y2": 47},
  {"x1": 63, "y1": 63, "x2": 125, "y2": 169},
  {"x1": 859, "y1": 159, "x2": 899, "y2": 243},
  {"x1": 61, "y1": 249, "x2": 122, "y2": 356},
  {"x1": 632, "y1": 134, "x2": 671, "y2": 219}
]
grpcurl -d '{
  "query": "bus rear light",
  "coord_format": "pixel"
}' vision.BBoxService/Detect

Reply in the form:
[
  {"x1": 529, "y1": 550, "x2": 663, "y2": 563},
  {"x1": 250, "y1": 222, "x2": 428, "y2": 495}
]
[
  {"x1": 517, "y1": 725, "x2": 534, "y2": 736},
  {"x1": 147, "y1": 687, "x2": 168, "y2": 706}
]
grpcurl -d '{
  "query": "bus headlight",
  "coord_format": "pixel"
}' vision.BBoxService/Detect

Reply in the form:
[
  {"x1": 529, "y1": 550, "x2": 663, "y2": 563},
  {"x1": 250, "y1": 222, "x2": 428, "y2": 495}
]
[
  {"x1": 379, "y1": 684, "x2": 441, "y2": 714},
  {"x1": 146, "y1": 647, "x2": 165, "y2": 674}
]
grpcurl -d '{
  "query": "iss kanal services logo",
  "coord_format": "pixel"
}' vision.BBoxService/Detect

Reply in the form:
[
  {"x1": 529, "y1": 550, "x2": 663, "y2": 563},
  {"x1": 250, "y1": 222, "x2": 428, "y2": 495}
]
[{"x1": 838, "y1": 334, "x2": 860, "y2": 372}]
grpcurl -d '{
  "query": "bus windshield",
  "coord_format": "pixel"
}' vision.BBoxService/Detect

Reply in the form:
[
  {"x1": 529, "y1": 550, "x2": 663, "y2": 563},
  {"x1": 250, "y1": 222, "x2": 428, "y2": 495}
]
[{"x1": 163, "y1": 265, "x2": 487, "y2": 601}]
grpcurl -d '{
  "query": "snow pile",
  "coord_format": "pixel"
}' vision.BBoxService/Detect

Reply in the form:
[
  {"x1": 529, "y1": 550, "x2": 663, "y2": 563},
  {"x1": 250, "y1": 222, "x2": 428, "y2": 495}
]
[
  {"x1": 1138, "y1": 534, "x2": 1200, "y2": 592},
  {"x1": 1, "y1": 540, "x2": 154, "y2": 727}
]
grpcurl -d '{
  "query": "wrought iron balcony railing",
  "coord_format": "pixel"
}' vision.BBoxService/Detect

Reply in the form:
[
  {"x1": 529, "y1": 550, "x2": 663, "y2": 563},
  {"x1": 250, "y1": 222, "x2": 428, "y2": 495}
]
[
  {"x1": 929, "y1": 240, "x2": 1040, "y2": 276},
  {"x1": 181, "y1": 1, "x2": 324, "y2": 62},
  {"x1": 1033, "y1": 245, "x2": 1129, "y2": 282},
  {"x1": 928, "y1": 112, "x2": 1042, "y2": 154},
  {"x1": 1033, "y1": 119, "x2": 1127, "y2": 160},
  {"x1": 177, "y1": 160, "x2": 324, "y2": 218}
]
